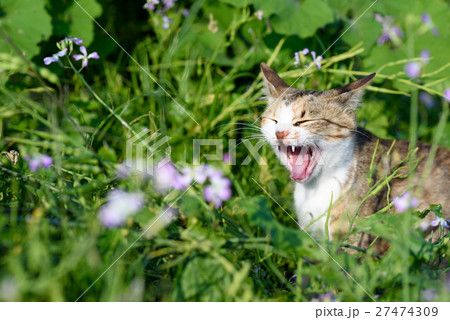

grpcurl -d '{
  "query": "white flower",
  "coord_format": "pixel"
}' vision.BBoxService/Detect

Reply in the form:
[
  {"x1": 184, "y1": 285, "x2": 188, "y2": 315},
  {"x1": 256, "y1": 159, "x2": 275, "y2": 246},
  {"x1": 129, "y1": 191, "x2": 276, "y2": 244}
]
[
  {"x1": 43, "y1": 48, "x2": 67, "y2": 65},
  {"x1": 255, "y1": 10, "x2": 263, "y2": 20},
  {"x1": 73, "y1": 46, "x2": 100, "y2": 68},
  {"x1": 99, "y1": 190, "x2": 145, "y2": 228}
]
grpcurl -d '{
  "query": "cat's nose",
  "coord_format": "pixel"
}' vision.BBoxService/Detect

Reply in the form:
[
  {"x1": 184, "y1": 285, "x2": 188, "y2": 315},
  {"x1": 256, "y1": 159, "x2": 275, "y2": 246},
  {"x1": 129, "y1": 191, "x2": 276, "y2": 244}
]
[{"x1": 275, "y1": 131, "x2": 289, "y2": 140}]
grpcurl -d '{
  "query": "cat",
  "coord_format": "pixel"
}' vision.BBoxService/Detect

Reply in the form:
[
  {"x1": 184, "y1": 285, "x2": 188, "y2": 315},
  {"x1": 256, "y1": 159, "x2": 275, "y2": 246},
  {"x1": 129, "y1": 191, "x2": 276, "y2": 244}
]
[{"x1": 259, "y1": 62, "x2": 450, "y2": 255}]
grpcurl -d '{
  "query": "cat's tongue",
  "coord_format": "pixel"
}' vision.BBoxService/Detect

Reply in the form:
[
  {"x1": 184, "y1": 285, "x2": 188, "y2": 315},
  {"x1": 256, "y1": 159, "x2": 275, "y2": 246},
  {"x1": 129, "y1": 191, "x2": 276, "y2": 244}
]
[{"x1": 287, "y1": 147, "x2": 311, "y2": 182}]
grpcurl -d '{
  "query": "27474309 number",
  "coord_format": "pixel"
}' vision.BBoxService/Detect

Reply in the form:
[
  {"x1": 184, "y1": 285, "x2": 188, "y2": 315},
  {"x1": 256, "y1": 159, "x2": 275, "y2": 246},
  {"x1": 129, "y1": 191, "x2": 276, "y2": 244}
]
[{"x1": 376, "y1": 307, "x2": 438, "y2": 317}]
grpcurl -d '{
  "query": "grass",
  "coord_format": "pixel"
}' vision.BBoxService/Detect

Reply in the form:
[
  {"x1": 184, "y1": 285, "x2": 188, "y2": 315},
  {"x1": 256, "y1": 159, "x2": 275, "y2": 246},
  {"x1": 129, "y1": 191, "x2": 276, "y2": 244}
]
[{"x1": 0, "y1": 2, "x2": 449, "y2": 302}]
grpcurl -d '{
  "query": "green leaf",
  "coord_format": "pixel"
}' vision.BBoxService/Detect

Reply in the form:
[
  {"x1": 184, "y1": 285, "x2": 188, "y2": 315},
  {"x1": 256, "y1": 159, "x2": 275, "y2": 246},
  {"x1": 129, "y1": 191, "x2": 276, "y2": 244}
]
[
  {"x1": 430, "y1": 204, "x2": 443, "y2": 218},
  {"x1": 239, "y1": 196, "x2": 310, "y2": 254},
  {"x1": 271, "y1": 0, "x2": 334, "y2": 39},
  {"x1": 0, "y1": 0, "x2": 52, "y2": 58},
  {"x1": 411, "y1": 203, "x2": 443, "y2": 223},
  {"x1": 69, "y1": 0, "x2": 102, "y2": 47},
  {"x1": 414, "y1": 209, "x2": 429, "y2": 219},
  {"x1": 98, "y1": 145, "x2": 117, "y2": 162},
  {"x1": 249, "y1": 0, "x2": 298, "y2": 16},
  {"x1": 219, "y1": 0, "x2": 247, "y2": 8},
  {"x1": 341, "y1": 13, "x2": 381, "y2": 48},
  {"x1": 356, "y1": 100, "x2": 393, "y2": 139},
  {"x1": 180, "y1": 195, "x2": 204, "y2": 218},
  {"x1": 358, "y1": 212, "x2": 420, "y2": 242},
  {"x1": 175, "y1": 256, "x2": 230, "y2": 301},
  {"x1": 220, "y1": 0, "x2": 299, "y2": 16}
]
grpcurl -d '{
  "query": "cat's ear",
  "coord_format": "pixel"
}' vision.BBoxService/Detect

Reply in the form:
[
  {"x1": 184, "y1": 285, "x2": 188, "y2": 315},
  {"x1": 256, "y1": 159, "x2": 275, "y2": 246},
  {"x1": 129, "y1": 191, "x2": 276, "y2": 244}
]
[
  {"x1": 321, "y1": 73, "x2": 376, "y2": 109},
  {"x1": 260, "y1": 62, "x2": 289, "y2": 102}
]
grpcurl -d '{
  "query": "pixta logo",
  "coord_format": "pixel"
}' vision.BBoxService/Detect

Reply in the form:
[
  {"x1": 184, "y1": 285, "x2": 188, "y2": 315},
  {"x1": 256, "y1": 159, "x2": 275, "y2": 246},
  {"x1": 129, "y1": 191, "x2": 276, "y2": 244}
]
[{"x1": 125, "y1": 128, "x2": 171, "y2": 176}]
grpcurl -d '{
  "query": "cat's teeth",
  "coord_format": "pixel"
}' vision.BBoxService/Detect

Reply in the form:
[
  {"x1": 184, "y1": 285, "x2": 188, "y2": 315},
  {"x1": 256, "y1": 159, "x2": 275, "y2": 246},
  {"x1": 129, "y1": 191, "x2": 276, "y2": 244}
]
[{"x1": 291, "y1": 146, "x2": 295, "y2": 153}]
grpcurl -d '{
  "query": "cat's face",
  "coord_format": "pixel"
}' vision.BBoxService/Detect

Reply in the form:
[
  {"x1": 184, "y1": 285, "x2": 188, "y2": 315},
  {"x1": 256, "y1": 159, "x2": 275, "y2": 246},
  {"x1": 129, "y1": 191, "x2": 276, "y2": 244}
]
[{"x1": 259, "y1": 63, "x2": 375, "y2": 183}]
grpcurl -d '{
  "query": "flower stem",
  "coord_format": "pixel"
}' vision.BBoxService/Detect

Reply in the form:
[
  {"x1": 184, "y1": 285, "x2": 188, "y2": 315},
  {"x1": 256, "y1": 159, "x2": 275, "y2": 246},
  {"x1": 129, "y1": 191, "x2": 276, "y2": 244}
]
[{"x1": 66, "y1": 57, "x2": 155, "y2": 153}]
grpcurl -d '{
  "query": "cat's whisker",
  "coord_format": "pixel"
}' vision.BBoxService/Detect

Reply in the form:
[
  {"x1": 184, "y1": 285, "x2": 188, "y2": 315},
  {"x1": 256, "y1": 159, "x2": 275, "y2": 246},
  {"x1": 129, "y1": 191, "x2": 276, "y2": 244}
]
[
  {"x1": 352, "y1": 129, "x2": 372, "y2": 140},
  {"x1": 221, "y1": 128, "x2": 262, "y2": 137},
  {"x1": 248, "y1": 133, "x2": 266, "y2": 139},
  {"x1": 242, "y1": 115, "x2": 262, "y2": 123},
  {"x1": 223, "y1": 127, "x2": 262, "y2": 133},
  {"x1": 217, "y1": 122, "x2": 262, "y2": 129},
  {"x1": 216, "y1": 123, "x2": 263, "y2": 135},
  {"x1": 230, "y1": 137, "x2": 268, "y2": 152}
]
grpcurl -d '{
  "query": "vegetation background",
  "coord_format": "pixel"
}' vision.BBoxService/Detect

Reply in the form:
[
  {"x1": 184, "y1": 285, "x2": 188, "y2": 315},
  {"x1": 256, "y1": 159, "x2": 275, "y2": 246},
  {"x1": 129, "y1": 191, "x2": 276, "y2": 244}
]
[{"x1": 0, "y1": 0, "x2": 449, "y2": 301}]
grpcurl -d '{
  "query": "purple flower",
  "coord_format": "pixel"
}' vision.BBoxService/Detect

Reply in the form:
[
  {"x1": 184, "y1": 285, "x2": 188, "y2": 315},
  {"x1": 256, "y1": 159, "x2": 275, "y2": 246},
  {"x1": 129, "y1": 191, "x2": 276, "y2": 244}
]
[
  {"x1": 255, "y1": 10, "x2": 263, "y2": 20},
  {"x1": 405, "y1": 62, "x2": 421, "y2": 79},
  {"x1": 393, "y1": 191, "x2": 419, "y2": 213},
  {"x1": 293, "y1": 52, "x2": 301, "y2": 67},
  {"x1": 310, "y1": 51, "x2": 323, "y2": 69},
  {"x1": 73, "y1": 46, "x2": 99, "y2": 68},
  {"x1": 419, "y1": 92, "x2": 435, "y2": 109},
  {"x1": 419, "y1": 220, "x2": 429, "y2": 231},
  {"x1": 421, "y1": 13, "x2": 439, "y2": 36},
  {"x1": 222, "y1": 153, "x2": 231, "y2": 164},
  {"x1": 172, "y1": 166, "x2": 193, "y2": 190},
  {"x1": 254, "y1": 266, "x2": 266, "y2": 278},
  {"x1": 0, "y1": 278, "x2": 17, "y2": 302},
  {"x1": 193, "y1": 165, "x2": 210, "y2": 184},
  {"x1": 300, "y1": 48, "x2": 309, "y2": 55},
  {"x1": 432, "y1": 28, "x2": 440, "y2": 36},
  {"x1": 99, "y1": 190, "x2": 145, "y2": 228},
  {"x1": 162, "y1": 16, "x2": 172, "y2": 30},
  {"x1": 293, "y1": 49, "x2": 309, "y2": 68},
  {"x1": 203, "y1": 170, "x2": 232, "y2": 207},
  {"x1": 430, "y1": 216, "x2": 449, "y2": 229},
  {"x1": 41, "y1": 155, "x2": 53, "y2": 168},
  {"x1": 115, "y1": 163, "x2": 131, "y2": 179},
  {"x1": 420, "y1": 50, "x2": 430, "y2": 64},
  {"x1": 404, "y1": 50, "x2": 431, "y2": 79},
  {"x1": 162, "y1": 0, "x2": 176, "y2": 9},
  {"x1": 143, "y1": 0, "x2": 159, "y2": 11},
  {"x1": 25, "y1": 154, "x2": 53, "y2": 171},
  {"x1": 182, "y1": 9, "x2": 189, "y2": 17},
  {"x1": 421, "y1": 288, "x2": 437, "y2": 302},
  {"x1": 312, "y1": 292, "x2": 337, "y2": 302},
  {"x1": 444, "y1": 89, "x2": 450, "y2": 102},
  {"x1": 421, "y1": 13, "x2": 431, "y2": 24},
  {"x1": 152, "y1": 160, "x2": 178, "y2": 192},
  {"x1": 43, "y1": 48, "x2": 67, "y2": 65},
  {"x1": 56, "y1": 37, "x2": 83, "y2": 52},
  {"x1": 391, "y1": 26, "x2": 403, "y2": 37},
  {"x1": 375, "y1": 14, "x2": 403, "y2": 45},
  {"x1": 154, "y1": 162, "x2": 232, "y2": 208},
  {"x1": 58, "y1": 37, "x2": 83, "y2": 46},
  {"x1": 374, "y1": 13, "x2": 384, "y2": 24}
]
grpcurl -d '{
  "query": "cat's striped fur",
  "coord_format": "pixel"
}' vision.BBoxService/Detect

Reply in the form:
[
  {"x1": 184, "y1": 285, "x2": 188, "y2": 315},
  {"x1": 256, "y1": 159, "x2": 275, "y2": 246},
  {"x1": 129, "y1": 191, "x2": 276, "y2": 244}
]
[{"x1": 260, "y1": 62, "x2": 449, "y2": 255}]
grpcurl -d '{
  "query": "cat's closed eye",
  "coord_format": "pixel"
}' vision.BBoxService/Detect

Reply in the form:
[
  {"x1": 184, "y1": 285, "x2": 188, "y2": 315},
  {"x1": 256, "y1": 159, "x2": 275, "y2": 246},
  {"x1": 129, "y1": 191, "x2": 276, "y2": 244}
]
[
  {"x1": 264, "y1": 117, "x2": 278, "y2": 124},
  {"x1": 293, "y1": 120, "x2": 313, "y2": 126}
]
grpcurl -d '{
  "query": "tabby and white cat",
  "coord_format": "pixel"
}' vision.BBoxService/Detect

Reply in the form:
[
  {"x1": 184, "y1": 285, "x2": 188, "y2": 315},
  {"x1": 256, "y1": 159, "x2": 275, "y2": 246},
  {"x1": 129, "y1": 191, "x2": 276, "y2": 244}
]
[{"x1": 260, "y1": 62, "x2": 449, "y2": 254}]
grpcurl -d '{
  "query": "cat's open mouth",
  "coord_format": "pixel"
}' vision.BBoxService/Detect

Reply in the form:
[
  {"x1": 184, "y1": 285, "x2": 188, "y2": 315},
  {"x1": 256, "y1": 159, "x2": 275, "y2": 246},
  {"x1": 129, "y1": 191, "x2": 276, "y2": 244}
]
[{"x1": 278, "y1": 145, "x2": 319, "y2": 183}]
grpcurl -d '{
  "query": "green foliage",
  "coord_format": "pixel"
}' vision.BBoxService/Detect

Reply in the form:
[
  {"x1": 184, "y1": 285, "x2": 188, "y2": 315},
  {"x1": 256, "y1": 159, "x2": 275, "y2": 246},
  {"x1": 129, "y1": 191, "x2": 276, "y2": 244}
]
[
  {"x1": 0, "y1": 0, "x2": 52, "y2": 58},
  {"x1": 418, "y1": 204, "x2": 443, "y2": 219},
  {"x1": 0, "y1": 0, "x2": 449, "y2": 302},
  {"x1": 271, "y1": 0, "x2": 334, "y2": 39},
  {"x1": 68, "y1": 0, "x2": 103, "y2": 47}
]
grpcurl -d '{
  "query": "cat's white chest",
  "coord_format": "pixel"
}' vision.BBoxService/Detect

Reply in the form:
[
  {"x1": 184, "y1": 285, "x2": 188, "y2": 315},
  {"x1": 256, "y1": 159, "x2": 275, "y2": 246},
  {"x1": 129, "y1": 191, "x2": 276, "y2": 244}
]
[{"x1": 294, "y1": 169, "x2": 348, "y2": 238}]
